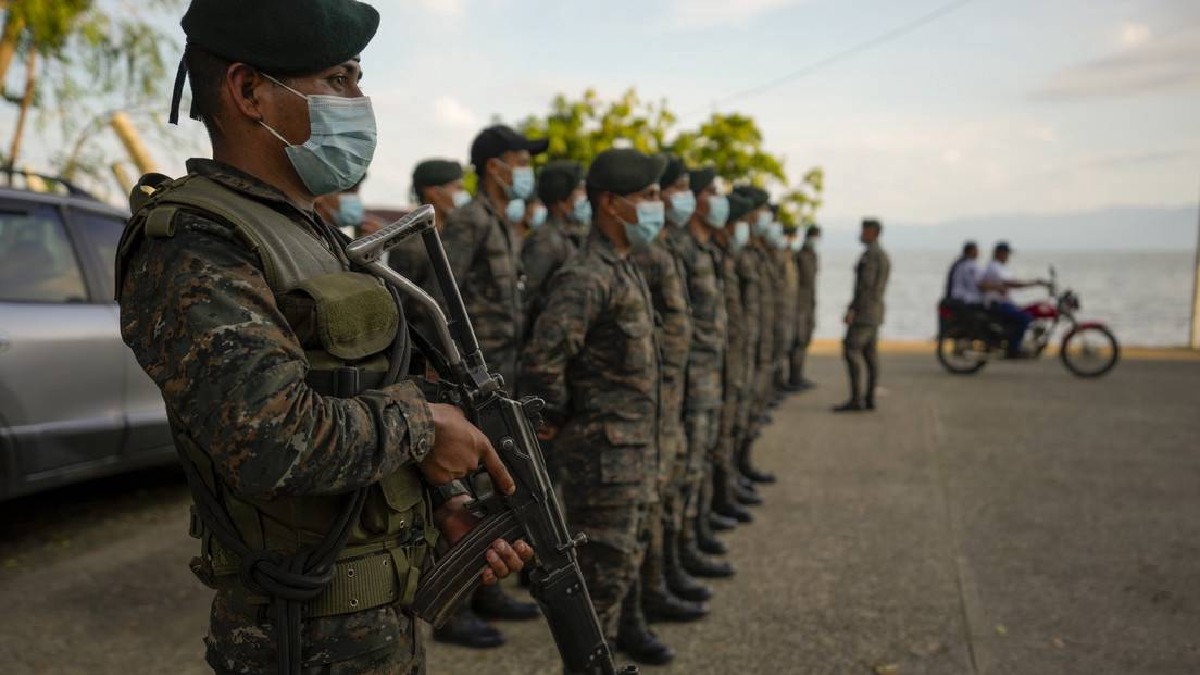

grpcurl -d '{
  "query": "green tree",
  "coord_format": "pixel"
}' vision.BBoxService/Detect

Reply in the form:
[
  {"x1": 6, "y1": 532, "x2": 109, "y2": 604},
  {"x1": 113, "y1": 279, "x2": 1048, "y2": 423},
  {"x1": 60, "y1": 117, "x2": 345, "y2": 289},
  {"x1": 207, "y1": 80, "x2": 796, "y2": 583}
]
[
  {"x1": 1, "y1": 0, "x2": 181, "y2": 188},
  {"x1": 516, "y1": 88, "x2": 676, "y2": 169},
  {"x1": 670, "y1": 112, "x2": 787, "y2": 187},
  {"x1": 777, "y1": 166, "x2": 825, "y2": 227}
]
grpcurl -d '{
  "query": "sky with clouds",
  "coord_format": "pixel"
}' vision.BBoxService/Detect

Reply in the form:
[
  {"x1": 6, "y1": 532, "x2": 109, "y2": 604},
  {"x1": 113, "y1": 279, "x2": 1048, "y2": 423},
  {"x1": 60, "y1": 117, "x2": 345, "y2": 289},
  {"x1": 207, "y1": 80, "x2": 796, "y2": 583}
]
[{"x1": 9, "y1": 0, "x2": 1200, "y2": 227}]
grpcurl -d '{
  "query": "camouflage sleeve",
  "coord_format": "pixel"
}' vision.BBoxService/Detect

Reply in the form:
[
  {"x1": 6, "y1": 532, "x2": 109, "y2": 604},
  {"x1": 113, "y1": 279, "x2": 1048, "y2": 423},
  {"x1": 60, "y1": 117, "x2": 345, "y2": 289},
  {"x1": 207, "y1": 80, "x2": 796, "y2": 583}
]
[
  {"x1": 850, "y1": 251, "x2": 878, "y2": 313},
  {"x1": 518, "y1": 264, "x2": 605, "y2": 420},
  {"x1": 119, "y1": 216, "x2": 434, "y2": 500},
  {"x1": 440, "y1": 206, "x2": 486, "y2": 287},
  {"x1": 521, "y1": 231, "x2": 569, "y2": 303},
  {"x1": 658, "y1": 252, "x2": 691, "y2": 380}
]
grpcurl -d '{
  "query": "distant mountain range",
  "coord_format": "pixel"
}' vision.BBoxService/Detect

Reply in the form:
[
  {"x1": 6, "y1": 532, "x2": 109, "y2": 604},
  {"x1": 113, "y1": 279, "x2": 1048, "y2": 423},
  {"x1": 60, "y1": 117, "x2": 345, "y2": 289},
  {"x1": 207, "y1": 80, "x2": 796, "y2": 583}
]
[{"x1": 819, "y1": 204, "x2": 1199, "y2": 251}]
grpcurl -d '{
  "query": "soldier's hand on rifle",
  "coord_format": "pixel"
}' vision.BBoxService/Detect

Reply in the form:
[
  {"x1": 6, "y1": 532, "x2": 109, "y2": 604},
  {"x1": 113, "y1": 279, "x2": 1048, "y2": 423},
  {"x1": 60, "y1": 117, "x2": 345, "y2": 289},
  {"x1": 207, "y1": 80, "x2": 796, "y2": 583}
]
[
  {"x1": 422, "y1": 403, "x2": 516, "y2": 494},
  {"x1": 433, "y1": 495, "x2": 535, "y2": 585}
]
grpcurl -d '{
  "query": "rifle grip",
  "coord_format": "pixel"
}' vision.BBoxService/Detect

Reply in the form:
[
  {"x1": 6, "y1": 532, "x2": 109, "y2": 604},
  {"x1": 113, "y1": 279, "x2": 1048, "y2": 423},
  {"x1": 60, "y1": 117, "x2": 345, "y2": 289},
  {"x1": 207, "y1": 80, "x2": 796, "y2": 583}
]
[{"x1": 411, "y1": 511, "x2": 524, "y2": 627}]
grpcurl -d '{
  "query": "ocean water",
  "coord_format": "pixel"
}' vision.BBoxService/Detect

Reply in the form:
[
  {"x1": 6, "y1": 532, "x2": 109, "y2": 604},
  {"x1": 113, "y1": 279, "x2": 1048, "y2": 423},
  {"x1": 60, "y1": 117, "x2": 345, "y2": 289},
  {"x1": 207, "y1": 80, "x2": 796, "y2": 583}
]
[{"x1": 810, "y1": 249, "x2": 1196, "y2": 347}]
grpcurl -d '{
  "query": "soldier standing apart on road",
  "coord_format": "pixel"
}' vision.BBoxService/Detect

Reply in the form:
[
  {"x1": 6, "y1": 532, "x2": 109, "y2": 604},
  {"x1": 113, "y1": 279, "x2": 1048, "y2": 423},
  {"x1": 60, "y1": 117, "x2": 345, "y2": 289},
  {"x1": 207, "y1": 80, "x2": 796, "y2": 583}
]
[
  {"x1": 522, "y1": 160, "x2": 588, "y2": 334},
  {"x1": 665, "y1": 164, "x2": 737, "y2": 580},
  {"x1": 435, "y1": 125, "x2": 549, "y2": 646},
  {"x1": 787, "y1": 224, "x2": 821, "y2": 390},
  {"x1": 519, "y1": 148, "x2": 665, "y2": 651},
  {"x1": 835, "y1": 218, "x2": 891, "y2": 412},
  {"x1": 116, "y1": 2, "x2": 531, "y2": 673}
]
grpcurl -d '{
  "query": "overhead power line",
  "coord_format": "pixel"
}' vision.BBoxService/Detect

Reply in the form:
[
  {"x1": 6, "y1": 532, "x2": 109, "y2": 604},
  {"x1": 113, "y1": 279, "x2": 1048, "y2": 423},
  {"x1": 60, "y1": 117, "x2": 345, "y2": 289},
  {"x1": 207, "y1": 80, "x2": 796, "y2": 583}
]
[{"x1": 703, "y1": 0, "x2": 980, "y2": 111}]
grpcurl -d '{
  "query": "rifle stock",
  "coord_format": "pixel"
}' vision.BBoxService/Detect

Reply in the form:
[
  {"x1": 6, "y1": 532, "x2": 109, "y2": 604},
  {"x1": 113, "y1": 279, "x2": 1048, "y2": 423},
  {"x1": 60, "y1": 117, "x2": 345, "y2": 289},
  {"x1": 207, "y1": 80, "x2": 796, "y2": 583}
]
[{"x1": 347, "y1": 210, "x2": 637, "y2": 675}]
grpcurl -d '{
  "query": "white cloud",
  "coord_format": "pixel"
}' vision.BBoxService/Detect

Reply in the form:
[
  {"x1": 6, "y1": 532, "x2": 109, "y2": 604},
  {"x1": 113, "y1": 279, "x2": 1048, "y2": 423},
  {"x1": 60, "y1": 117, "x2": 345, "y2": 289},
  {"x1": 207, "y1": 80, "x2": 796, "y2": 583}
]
[
  {"x1": 1119, "y1": 22, "x2": 1152, "y2": 48},
  {"x1": 669, "y1": 0, "x2": 814, "y2": 28},
  {"x1": 432, "y1": 96, "x2": 479, "y2": 130},
  {"x1": 417, "y1": 0, "x2": 465, "y2": 18},
  {"x1": 1035, "y1": 22, "x2": 1200, "y2": 99}
]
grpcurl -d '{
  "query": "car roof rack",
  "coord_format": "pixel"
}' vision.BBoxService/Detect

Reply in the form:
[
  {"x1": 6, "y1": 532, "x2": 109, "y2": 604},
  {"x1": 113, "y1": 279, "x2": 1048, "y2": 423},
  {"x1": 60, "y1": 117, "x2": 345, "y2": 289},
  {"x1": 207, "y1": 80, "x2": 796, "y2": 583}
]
[{"x1": 1, "y1": 168, "x2": 102, "y2": 202}]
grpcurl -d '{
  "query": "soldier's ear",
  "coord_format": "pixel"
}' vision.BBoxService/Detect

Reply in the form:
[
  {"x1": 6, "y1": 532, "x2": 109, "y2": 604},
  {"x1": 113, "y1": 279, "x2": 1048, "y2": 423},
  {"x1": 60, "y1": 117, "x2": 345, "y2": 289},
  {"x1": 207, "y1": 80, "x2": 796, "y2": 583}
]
[{"x1": 226, "y1": 63, "x2": 267, "y2": 123}]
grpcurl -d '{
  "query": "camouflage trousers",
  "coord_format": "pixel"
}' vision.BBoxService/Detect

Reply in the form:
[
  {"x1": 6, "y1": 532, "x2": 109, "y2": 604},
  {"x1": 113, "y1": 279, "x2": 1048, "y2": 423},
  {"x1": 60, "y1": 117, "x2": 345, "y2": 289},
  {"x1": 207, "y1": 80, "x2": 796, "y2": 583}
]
[
  {"x1": 563, "y1": 500, "x2": 647, "y2": 640},
  {"x1": 789, "y1": 309, "x2": 816, "y2": 385},
  {"x1": 205, "y1": 590, "x2": 423, "y2": 675},
  {"x1": 647, "y1": 425, "x2": 686, "y2": 578},
  {"x1": 681, "y1": 409, "x2": 718, "y2": 520},
  {"x1": 715, "y1": 385, "x2": 743, "y2": 483}
]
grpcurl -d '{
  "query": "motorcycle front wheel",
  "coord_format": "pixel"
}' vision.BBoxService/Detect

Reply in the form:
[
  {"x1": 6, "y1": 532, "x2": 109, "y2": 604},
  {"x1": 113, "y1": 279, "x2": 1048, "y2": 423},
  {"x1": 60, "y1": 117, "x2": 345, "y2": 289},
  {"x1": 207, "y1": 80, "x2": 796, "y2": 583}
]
[
  {"x1": 936, "y1": 335, "x2": 988, "y2": 375},
  {"x1": 1059, "y1": 325, "x2": 1120, "y2": 378}
]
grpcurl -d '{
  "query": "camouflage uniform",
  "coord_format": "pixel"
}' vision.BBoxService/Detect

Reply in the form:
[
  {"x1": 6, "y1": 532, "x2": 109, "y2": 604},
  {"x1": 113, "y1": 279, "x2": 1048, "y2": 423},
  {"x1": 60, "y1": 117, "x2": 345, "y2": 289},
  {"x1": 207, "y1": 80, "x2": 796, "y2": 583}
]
[
  {"x1": 790, "y1": 243, "x2": 818, "y2": 385},
  {"x1": 713, "y1": 242, "x2": 746, "y2": 499},
  {"x1": 440, "y1": 197, "x2": 525, "y2": 389},
  {"x1": 518, "y1": 231, "x2": 660, "y2": 639},
  {"x1": 521, "y1": 213, "x2": 580, "y2": 335},
  {"x1": 663, "y1": 226, "x2": 725, "y2": 520},
  {"x1": 773, "y1": 247, "x2": 799, "y2": 388},
  {"x1": 733, "y1": 244, "x2": 763, "y2": 447},
  {"x1": 751, "y1": 240, "x2": 778, "y2": 425},
  {"x1": 844, "y1": 240, "x2": 891, "y2": 403},
  {"x1": 118, "y1": 160, "x2": 433, "y2": 674},
  {"x1": 629, "y1": 238, "x2": 692, "y2": 593}
]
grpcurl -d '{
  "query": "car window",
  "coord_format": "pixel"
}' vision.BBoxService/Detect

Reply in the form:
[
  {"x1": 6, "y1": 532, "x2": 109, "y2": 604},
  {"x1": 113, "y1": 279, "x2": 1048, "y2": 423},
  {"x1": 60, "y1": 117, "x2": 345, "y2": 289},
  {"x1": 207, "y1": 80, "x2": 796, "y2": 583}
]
[
  {"x1": 0, "y1": 206, "x2": 88, "y2": 303},
  {"x1": 72, "y1": 210, "x2": 127, "y2": 300}
]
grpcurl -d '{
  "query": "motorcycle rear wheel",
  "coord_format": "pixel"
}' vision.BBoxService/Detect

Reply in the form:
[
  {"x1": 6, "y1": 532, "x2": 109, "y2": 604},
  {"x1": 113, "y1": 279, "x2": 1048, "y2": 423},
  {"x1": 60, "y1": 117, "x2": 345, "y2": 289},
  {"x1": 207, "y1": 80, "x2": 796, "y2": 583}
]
[
  {"x1": 936, "y1": 335, "x2": 988, "y2": 375},
  {"x1": 1059, "y1": 326, "x2": 1120, "y2": 378}
]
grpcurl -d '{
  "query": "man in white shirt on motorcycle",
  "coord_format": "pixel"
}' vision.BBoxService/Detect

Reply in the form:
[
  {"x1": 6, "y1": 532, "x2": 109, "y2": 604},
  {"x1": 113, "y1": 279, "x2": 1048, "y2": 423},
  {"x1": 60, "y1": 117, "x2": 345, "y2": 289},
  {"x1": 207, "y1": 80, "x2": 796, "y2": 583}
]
[{"x1": 980, "y1": 241, "x2": 1048, "y2": 358}]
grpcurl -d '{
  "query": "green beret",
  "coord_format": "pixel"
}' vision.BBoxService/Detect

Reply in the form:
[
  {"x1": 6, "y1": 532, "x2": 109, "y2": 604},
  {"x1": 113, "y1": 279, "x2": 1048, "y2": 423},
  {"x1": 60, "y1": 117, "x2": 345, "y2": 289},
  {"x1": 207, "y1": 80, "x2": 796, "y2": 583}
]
[
  {"x1": 726, "y1": 193, "x2": 753, "y2": 223},
  {"x1": 173, "y1": 0, "x2": 379, "y2": 123},
  {"x1": 182, "y1": 0, "x2": 378, "y2": 73},
  {"x1": 658, "y1": 154, "x2": 687, "y2": 189},
  {"x1": 587, "y1": 149, "x2": 666, "y2": 196},
  {"x1": 733, "y1": 185, "x2": 769, "y2": 209},
  {"x1": 537, "y1": 160, "x2": 584, "y2": 205},
  {"x1": 688, "y1": 167, "x2": 716, "y2": 195},
  {"x1": 783, "y1": 223, "x2": 799, "y2": 235},
  {"x1": 806, "y1": 224, "x2": 823, "y2": 237},
  {"x1": 412, "y1": 159, "x2": 463, "y2": 191}
]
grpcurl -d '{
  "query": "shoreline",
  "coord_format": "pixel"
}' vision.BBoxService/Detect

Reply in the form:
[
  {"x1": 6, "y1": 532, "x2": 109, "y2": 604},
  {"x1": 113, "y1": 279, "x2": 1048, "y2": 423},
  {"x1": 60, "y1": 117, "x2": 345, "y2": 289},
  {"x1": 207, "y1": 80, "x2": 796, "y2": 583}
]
[{"x1": 805, "y1": 338, "x2": 1200, "y2": 361}]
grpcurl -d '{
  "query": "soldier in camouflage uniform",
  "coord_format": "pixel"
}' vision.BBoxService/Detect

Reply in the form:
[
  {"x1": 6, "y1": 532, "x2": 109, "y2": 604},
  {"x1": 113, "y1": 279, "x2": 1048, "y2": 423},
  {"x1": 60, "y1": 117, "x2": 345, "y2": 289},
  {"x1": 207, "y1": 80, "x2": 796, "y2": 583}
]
[
  {"x1": 710, "y1": 191, "x2": 758, "y2": 522},
  {"x1": 387, "y1": 159, "x2": 465, "y2": 345},
  {"x1": 665, "y1": 167, "x2": 736, "y2": 579},
  {"x1": 441, "y1": 124, "x2": 548, "y2": 391},
  {"x1": 116, "y1": 2, "x2": 531, "y2": 673},
  {"x1": 519, "y1": 148, "x2": 665, "y2": 655},
  {"x1": 773, "y1": 222, "x2": 801, "y2": 394},
  {"x1": 521, "y1": 160, "x2": 587, "y2": 335},
  {"x1": 788, "y1": 224, "x2": 821, "y2": 389},
  {"x1": 835, "y1": 218, "x2": 891, "y2": 412},
  {"x1": 731, "y1": 186, "x2": 779, "y2": 486}
]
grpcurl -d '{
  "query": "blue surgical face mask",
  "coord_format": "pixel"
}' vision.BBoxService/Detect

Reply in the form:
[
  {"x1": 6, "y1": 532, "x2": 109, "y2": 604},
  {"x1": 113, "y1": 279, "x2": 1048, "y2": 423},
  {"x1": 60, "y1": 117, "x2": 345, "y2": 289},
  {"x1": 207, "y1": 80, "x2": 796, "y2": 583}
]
[
  {"x1": 572, "y1": 195, "x2": 593, "y2": 224},
  {"x1": 450, "y1": 189, "x2": 472, "y2": 210},
  {"x1": 806, "y1": 236, "x2": 820, "y2": 251},
  {"x1": 667, "y1": 191, "x2": 696, "y2": 226},
  {"x1": 620, "y1": 198, "x2": 665, "y2": 247},
  {"x1": 501, "y1": 164, "x2": 535, "y2": 200},
  {"x1": 259, "y1": 75, "x2": 377, "y2": 196},
  {"x1": 336, "y1": 194, "x2": 364, "y2": 228},
  {"x1": 705, "y1": 195, "x2": 730, "y2": 229},
  {"x1": 789, "y1": 237, "x2": 803, "y2": 253},
  {"x1": 733, "y1": 221, "x2": 751, "y2": 250},
  {"x1": 505, "y1": 198, "x2": 526, "y2": 224},
  {"x1": 752, "y1": 211, "x2": 773, "y2": 236},
  {"x1": 528, "y1": 203, "x2": 548, "y2": 229}
]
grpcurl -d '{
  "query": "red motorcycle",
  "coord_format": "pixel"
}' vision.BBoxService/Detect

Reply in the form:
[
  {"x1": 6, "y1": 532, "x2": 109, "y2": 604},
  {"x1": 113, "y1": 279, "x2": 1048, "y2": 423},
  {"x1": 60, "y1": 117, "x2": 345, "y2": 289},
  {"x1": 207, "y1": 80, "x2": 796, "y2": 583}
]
[{"x1": 936, "y1": 267, "x2": 1120, "y2": 377}]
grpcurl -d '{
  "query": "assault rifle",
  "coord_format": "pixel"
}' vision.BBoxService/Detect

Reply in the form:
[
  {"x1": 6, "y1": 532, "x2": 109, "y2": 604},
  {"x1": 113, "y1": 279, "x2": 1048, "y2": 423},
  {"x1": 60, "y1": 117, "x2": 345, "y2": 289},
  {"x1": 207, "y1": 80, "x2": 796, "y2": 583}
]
[{"x1": 346, "y1": 205, "x2": 637, "y2": 675}]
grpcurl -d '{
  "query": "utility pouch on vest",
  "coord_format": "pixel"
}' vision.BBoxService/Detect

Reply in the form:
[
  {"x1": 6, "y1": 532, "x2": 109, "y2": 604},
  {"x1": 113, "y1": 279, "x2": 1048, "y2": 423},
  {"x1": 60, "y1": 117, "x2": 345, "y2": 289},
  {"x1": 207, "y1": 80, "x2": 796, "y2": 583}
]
[{"x1": 292, "y1": 272, "x2": 399, "y2": 361}]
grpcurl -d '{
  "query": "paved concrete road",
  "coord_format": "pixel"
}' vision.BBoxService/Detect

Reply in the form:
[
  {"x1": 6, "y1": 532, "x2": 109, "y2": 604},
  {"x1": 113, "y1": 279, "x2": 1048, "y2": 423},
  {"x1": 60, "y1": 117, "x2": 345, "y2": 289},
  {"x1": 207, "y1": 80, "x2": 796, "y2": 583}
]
[{"x1": 1, "y1": 354, "x2": 1197, "y2": 675}]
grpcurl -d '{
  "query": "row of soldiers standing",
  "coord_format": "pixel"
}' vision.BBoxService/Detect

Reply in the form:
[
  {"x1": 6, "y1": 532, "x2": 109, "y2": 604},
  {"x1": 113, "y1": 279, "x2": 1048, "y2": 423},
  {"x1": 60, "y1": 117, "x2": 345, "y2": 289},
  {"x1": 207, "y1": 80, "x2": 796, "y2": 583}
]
[{"x1": 387, "y1": 125, "x2": 824, "y2": 665}]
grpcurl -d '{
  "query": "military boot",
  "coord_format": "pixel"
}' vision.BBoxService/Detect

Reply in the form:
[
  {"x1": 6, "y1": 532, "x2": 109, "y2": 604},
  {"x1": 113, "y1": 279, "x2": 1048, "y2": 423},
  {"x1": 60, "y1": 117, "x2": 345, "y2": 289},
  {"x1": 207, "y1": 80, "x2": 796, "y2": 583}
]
[
  {"x1": 616, "y1": 577, "x2": 676, "y2": 665},
  {"x1": 680, "y1": 519, "x2": 735, "y2": 578},
  {"x1": 472, "y1": 583, "x2": 540, "y2": 621},
  {"x1": 712, "y1": 464, "x2": 755, "y2": 522},
  {"x1": 663, "y1": 525, "x2": 713, "y2": 602},
  {"x1": 694, "y1": 471, "x2": 729, "y2": 555},
  {"x1": 432, "y1": 606, "x2": 505, "y2": 649},
  {"x1": 738, "y1": 438, "x2": 777, "y2": 485},
  {"x1": 734, "y1": 480, "x2": 764, "y2": 506},
  {"x1": 708, "y1": 511, "x2": 739, "y2": 531}
]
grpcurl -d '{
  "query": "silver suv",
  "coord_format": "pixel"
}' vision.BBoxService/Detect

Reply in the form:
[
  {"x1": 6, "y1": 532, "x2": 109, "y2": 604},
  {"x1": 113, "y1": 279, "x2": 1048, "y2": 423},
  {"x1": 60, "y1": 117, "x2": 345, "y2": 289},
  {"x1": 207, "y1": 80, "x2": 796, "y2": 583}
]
[{"x1": 0, "y1": 173, "x2": 173, "y2": 500}]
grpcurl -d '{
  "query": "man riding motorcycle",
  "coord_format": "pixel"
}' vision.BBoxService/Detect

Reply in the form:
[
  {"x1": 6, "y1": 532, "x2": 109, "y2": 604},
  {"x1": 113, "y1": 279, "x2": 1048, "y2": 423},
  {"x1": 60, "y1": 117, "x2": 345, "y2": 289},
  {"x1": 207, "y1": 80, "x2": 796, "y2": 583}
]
[{"x1": 979, "y1": 241, "x2": 1049, "y2": 358}]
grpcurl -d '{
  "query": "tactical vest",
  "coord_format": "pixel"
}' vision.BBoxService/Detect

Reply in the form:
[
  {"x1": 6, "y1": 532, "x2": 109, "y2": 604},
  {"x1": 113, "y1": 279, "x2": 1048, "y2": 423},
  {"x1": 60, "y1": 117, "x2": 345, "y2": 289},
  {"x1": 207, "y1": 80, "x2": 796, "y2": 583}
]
[{"x1": 116, "y1": 173, "x2": 435, "y2": 620}]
